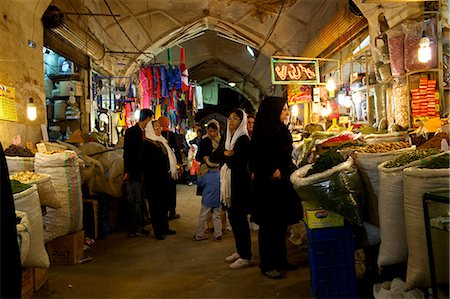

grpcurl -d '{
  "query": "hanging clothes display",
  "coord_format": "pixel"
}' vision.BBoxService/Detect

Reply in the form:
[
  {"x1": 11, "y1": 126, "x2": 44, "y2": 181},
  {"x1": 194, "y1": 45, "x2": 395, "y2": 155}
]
[
  {"x1": 136, "y1": 48, "x2": 195, "y2": 131},
  {"x1": 180, "y1": 48, "x2": 189, "y2": 92},
  {"x1": 139, "y1": 68, "x2": 151, "y2": 109},
  {"x1": 195, "y1": 84, "x2": 204, "y2": 110}
]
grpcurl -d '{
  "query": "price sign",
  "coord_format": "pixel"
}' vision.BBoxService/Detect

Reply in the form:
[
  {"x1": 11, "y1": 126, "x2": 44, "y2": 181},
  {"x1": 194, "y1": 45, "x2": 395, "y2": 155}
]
[{"x1": 0, "y1": 84, "x2": 18, "y2": 122}]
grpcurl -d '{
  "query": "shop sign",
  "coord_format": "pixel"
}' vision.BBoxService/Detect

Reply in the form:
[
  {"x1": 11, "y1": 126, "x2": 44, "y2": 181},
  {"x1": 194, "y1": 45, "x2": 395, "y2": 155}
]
[
  {"x1": 271, "y1": 56, "x2": 319, "y2": 85},
  {"x1": 0, "y1": 84, "x2": 18, "y2": 122},
  {"x1": 288, "y1": 85, "x2": 312, "y2": 104}
]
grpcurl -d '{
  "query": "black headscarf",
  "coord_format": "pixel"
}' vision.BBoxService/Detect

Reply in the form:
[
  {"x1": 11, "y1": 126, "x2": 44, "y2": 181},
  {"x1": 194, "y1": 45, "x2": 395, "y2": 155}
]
[{"x1": 252, "y1": 96, "x2": 291, "y2": 147}]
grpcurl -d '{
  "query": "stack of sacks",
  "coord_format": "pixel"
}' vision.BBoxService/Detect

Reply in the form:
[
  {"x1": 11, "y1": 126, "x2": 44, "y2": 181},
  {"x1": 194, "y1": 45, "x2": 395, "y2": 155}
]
[
  {"x1": 34, "y1": 150, "x2": 83, "y2": 242},
  {"x1": 13, "y1": 185, "x2": 50, "y2": 268}
]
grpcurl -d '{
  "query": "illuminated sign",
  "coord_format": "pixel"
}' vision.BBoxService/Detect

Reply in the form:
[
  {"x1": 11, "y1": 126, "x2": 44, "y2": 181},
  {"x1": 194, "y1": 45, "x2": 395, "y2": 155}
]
[
  {"x1": 271, "y1": 56, "x2": 320, "y2": 85},
  {"x1": 287, "y1": 85, "x2": 312, "y2": 104}
]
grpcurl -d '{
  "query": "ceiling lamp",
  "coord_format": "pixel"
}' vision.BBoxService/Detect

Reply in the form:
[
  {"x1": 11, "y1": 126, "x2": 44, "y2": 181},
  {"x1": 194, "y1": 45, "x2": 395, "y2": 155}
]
[
  {"x1": 27, "y1": 98, "x2": 37, "y2": 121},
  {"x1": 228, "y1": 82, "x2": 236, "y2": 87},
  {"x1": 326, "y1": 77, "x2": 336, "y2": 92},
  {"x1": 418, "y1": 36, "x2": 431, "y2": 63},
  {"x1": 246, "y1": 45, "x2": 255, "y2": 58}
]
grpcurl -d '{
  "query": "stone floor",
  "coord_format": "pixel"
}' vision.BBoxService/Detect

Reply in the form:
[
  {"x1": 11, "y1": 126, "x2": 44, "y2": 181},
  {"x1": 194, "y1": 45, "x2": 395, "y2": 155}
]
[{"x1": 33, "y1": 184, "x2": 312, "y2": 298}]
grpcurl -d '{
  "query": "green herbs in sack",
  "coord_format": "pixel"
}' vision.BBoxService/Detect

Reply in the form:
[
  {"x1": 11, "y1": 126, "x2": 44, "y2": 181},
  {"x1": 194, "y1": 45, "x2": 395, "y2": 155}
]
[
  {"x1": 306, "y1": 149, "x2": 345, "y2": 176},
  {"x1": 419, "y1": 153, "x2": 449, "y2": 169},
  {"x1": 384, "y1": 148, "x2": 441, "y2": 168},
  {"x1": 10, "y1": 179, "x2": 32, "y2": 194}
]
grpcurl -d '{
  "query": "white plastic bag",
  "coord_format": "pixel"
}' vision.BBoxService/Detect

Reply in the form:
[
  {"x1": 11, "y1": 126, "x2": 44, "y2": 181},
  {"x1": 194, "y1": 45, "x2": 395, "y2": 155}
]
[{"x1": 373, "y1": 278, "x2": 423, "y2": 299}]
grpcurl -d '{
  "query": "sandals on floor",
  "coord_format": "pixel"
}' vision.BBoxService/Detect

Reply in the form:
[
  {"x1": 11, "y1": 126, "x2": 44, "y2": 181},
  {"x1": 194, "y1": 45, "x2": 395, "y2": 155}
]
[{"x1": 262, "y1": 270, "x2": 284, "y2": 279}]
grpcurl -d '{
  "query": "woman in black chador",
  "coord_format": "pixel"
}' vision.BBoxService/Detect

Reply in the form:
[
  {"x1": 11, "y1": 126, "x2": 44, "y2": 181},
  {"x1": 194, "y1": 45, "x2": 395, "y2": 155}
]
[
  {"x1": 251, "y1": 96, "x2": 301, "y2": 279},
  {"x1": 141, "y1": 120, "x2": 177, "y2": 240}
]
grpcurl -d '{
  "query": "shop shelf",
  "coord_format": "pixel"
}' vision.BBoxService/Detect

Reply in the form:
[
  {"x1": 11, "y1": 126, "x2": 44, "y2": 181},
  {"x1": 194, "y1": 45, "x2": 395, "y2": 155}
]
[{"x1": 306, "y1": 225, "x2": 358, "y2": 298}]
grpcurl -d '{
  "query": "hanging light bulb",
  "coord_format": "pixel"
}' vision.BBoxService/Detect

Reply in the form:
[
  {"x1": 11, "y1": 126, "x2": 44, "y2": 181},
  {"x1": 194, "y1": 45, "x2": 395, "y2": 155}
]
[
  {"x1": 134, "y1": 109, "x2": 140, "y2": 121},
  {"x1": 326, "y1": 73, "x2": 336, "y2": 92},
  {"x1": 291, "y1": 104, "x2": 299, "y2": 117},
  {"x1": 27, "y1": 98, "x2": 37, "y2": 121},
  {"x1": 418, "y1": 36, "x2": 431, "y2": 63}
]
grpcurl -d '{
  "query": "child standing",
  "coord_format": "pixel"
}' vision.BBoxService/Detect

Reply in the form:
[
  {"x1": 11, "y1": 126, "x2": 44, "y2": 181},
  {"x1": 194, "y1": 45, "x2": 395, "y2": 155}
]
[
  {"x1": 194, "y1": 159, "x2": 222, "y2": 241},
  {"x1": 187, "y1": 144, "x2": 199, "y2": 186}
]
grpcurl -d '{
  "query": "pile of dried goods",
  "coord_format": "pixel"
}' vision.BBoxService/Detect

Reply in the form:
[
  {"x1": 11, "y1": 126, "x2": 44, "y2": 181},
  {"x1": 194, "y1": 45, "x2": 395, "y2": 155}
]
[
  {"x1": 383, "y1": 149, "x2": 441, "y2": 168},
  {"x1": 5, "y1": 144, "x2": 34, "y2": 157},
  {"x1": 345, "y1": 141, "x2": 411, "y2": 153},
  {"x1": 10, "y1": 171, "x2": 47, "y2": 183}
]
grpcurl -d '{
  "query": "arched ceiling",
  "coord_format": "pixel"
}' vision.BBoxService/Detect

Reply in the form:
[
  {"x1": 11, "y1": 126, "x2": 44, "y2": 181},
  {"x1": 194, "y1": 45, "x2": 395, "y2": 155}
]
[{"x1": 48, "y1": 0, "x2": 363, "y2": 104}]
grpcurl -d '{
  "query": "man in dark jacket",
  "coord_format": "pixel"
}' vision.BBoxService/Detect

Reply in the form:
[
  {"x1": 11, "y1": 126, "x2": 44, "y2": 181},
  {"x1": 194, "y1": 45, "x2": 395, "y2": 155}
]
[{"x1": 123, "y1": 109, "x2": 154, "y2": 237}]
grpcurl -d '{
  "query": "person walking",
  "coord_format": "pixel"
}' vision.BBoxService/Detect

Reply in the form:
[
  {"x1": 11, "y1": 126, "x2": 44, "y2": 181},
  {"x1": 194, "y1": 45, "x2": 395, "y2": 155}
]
[
  {"x1": 141, "y1": 120, "x2": 177, "y2": 240},
  {"x1": 218, "y1": 109, "x2": 253, "y2": 269},
  {"x1": 158, "y1": 115, "x2": 183, "y2": 220},
  {"x1": 251, "y1": 97, "x2": 301, "y2": 279},
  {"x1": 193, "y1": 159, "x2": 222, "y2": 241},
  {"x1": 123, "y1": 109, "x2": 154, "y2": 237}
]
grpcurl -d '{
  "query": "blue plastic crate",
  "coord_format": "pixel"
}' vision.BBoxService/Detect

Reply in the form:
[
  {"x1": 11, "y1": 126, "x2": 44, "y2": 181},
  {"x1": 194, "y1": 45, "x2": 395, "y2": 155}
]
[{"x1": 306, "y1": 225, "x2": 358, "y2": 298}]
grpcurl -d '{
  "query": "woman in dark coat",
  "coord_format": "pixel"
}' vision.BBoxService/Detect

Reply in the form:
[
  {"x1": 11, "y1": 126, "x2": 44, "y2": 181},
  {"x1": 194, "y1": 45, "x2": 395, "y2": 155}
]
[
  {"x1": 217, "y1": 109, "x2": 253, "y2": 269},
  {"x1": 141, "y1": 120, "x2": 177, "y2": 240},
  {"x1": 251, "y1": 97, "x2": 301, "y2": 279}
]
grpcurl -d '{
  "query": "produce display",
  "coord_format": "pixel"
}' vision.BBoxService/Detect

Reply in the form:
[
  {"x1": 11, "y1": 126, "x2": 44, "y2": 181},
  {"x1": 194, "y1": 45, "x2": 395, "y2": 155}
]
[
  {"x1": 5, "y1": 144, "x2": 34, "y2": 157},
  {"x1": 10, "y1": 171, "x2": 47, "y2": 183},
  {"x1": 344, "y1": 141, "x2": 411, "y2": 153},
  {"x1": 419, "y1": 153, "x2": 449, "y2": 169},
  {"x1": 411, "y1": 78, "x2": 439, "y2": 120},
  {"x1": 306, "y1": 150, "x2": 345, "y2": 176},
  {"x1": 393, "y1": 78, "x2": 410, "y2": 129},
  {"x1": 418, "y1": 132, "x2": 449, "y2": 149},
  {"x1": 10, "y1": 179, "x2": 32, "y2": 194},
  {"x1": 383, "y1": 148, "x2": 441, "y2": 168}
]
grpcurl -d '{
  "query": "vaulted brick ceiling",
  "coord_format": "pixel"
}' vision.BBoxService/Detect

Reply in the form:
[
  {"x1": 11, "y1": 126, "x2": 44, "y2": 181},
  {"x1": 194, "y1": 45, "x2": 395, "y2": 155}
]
[{"x1": 48, "y1": 0, "x2": 363, "y2": 103}]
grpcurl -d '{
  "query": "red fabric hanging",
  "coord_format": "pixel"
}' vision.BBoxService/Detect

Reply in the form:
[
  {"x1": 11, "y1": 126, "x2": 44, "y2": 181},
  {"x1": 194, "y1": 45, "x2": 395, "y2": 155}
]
[
  {"x1": 154, "y1": 67, "x2": 162, "y2": 99},
  {"x1": 145, "y1": 67, "x2": 154, "y2": 99},
  {"x1": 180, "y1": 48, "x2": 189, "y2": 92}
]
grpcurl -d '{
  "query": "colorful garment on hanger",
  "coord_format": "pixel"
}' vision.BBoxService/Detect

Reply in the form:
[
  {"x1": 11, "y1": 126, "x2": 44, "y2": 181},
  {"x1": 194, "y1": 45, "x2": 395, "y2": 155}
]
[
  {"x1": 146, "y1": 67, "x2": 154, "y2": 99},
  {"x1": 174, "y1": 66, "x2": 182, "y2": 90},
  {"x1": 154, "y1": 66, "x2": 162, "y2": 99},
  {"x1": 167, "y1": 64, "x2": 175, "y2": 90},
  {"x1": 139, "y1": 68, "x2": 151, "y2": 108},
  {"x1": 160, "y1": 65, "x2": 169, "y2": 99},
  {"x1": 180, "y1": 48, "x2": 189, "y2": 92}
]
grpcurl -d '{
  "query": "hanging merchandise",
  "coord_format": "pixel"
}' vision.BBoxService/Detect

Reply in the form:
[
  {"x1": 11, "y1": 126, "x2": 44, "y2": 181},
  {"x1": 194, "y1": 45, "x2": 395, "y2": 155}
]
[
  {"x1": 195, "y1": 84, "x2": 203, "y2": 110},
  {"x1": 392, "y1": 78, "x2": 410, "y2": 129},
  {"x1": 180, "y1": 48, "x2": 189, "y2": 92},
  {"x1": 386, "y1": 26, "x2": 405, "y2": 77},
  {"x1": 154, "y1": 66, "x2": 162, "y2": 99},
  {"x1": 174, "y1": 66, "x2": 182, "y2": 90},
  {"x1": 160, "y1": 65, "x2": 168, "y2": 98},
  {"x1": 139, "y1": 68, "x2": 151, "y2": 109},
  {"x1": 374, "y1": 84, "x2": 387, "y2": 125}
]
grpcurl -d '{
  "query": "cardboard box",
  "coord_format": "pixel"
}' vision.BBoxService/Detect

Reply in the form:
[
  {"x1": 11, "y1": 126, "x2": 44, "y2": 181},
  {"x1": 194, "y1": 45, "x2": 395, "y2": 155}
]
[
  {"x1": 302, "y1": 201, "x2": 344, "y2": 229},
  {"x1": 21, "y1": 267, "x2": 33, "y2": 299},
  {"x1": 47, "y1": 230, "x2": 85, "y2": 264},
  {"x1": 33, "y1": 268, "x2": 48, "y2": 291}
]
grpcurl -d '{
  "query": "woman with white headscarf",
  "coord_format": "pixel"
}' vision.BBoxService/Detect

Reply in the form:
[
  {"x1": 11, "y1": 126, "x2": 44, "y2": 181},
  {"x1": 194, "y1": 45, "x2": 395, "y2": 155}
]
[
  {"x1": 216, "y1": 109, "x2": 253, "y2": 270},
  {"x1": 141, "y1": 120, "x2": 177, "y2": 240}
]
